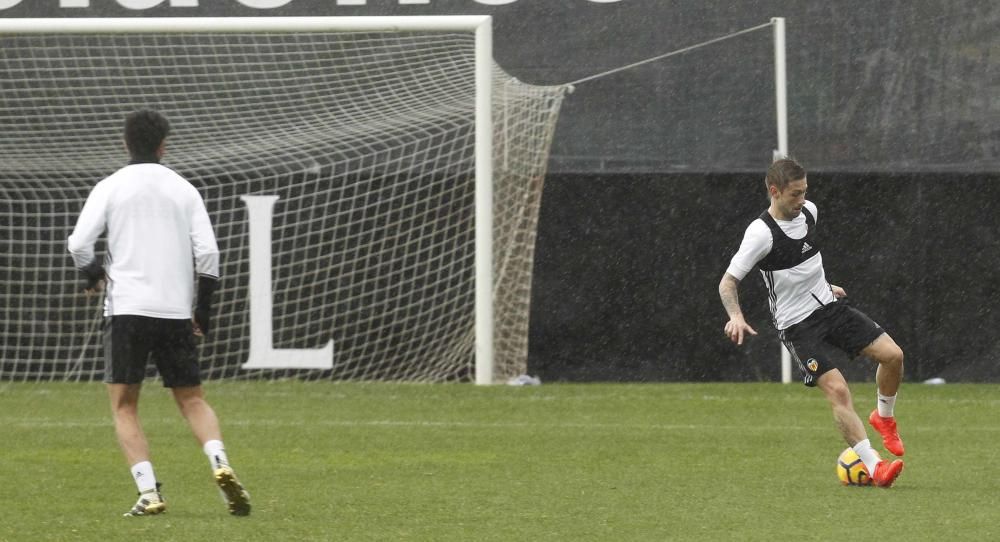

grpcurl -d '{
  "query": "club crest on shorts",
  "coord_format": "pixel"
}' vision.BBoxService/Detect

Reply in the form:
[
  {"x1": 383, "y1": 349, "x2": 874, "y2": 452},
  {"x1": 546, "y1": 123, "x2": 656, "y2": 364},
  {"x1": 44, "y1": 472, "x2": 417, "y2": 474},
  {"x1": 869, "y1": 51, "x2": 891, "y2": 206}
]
[{"x1": 806, "y1": 358, "x2": 819, "y2": 372}]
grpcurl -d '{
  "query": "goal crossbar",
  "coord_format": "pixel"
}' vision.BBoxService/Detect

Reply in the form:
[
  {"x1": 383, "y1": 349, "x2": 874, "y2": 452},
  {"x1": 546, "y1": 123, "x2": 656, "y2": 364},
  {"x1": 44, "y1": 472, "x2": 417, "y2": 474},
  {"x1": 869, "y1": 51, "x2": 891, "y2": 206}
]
[{"x1": 0, "y1": 16, "x2": 492, "y2": 34}]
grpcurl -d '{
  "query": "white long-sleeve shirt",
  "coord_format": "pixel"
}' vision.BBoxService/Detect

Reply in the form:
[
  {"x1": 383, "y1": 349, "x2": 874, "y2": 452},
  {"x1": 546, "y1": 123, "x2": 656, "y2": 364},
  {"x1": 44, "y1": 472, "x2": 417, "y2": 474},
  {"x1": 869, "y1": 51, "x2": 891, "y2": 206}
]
[{"x1": 67, "y1": 163, "x2": 219, "y2": 318}]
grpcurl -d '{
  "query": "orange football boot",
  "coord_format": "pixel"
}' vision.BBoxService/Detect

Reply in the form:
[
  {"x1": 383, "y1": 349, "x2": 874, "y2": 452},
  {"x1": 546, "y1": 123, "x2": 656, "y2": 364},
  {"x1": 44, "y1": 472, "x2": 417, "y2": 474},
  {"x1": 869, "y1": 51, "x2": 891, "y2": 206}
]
[
  {"x1": 871, "y1": 459, "x2": 904, "y2": 488},
  {"x1": 869, "y1": 409, "x2": 905, "y2": 456}
]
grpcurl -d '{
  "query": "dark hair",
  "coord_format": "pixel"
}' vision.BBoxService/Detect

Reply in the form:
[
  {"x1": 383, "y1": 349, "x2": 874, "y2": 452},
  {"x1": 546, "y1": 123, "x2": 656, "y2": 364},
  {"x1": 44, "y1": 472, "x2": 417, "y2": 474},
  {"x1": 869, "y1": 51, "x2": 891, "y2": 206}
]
[
  {"x1": 124, "y1": 109, "x2": 170, "y2": 160},
  {"x1": 765, "y1": 158, "x2": 806, "y2": 191}
]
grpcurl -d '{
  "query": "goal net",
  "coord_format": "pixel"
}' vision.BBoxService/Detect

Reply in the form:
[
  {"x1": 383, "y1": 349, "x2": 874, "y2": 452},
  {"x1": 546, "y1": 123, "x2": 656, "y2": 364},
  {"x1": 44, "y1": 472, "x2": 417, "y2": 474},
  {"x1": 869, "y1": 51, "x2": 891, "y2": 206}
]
[{"x1": 0, "y1": 17, "x2": 568, "y2": 383}]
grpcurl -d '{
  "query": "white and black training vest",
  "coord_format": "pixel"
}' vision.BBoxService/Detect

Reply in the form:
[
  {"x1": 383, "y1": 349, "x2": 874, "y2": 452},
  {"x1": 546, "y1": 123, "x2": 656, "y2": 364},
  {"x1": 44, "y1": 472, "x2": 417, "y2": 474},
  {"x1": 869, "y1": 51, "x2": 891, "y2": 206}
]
[
  {"x1": 756, "y1": 206, "x2": 835, "y2": 330},
  {"x1": 757, "y1": 207, "x2": 820, "y2": 271}
]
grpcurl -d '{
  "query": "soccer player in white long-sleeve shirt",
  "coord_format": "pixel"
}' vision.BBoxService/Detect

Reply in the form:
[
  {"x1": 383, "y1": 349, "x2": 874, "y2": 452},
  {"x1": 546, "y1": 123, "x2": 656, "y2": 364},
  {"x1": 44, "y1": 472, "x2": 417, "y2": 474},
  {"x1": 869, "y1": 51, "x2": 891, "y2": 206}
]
[
  {"x1": 68, "y1": 110, "x2": 250, "y2": 516},
  {"x1": 718, "y1": 158, "x2": 905, "y2": 488}
]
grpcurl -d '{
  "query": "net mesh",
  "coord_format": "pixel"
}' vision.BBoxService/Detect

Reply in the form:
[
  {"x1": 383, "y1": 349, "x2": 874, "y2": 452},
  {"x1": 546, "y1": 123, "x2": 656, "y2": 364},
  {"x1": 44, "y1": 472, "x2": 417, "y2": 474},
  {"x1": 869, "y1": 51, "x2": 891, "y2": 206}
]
[{"x1": 0, "y1": 29, "x2": 568, "y2": 382}]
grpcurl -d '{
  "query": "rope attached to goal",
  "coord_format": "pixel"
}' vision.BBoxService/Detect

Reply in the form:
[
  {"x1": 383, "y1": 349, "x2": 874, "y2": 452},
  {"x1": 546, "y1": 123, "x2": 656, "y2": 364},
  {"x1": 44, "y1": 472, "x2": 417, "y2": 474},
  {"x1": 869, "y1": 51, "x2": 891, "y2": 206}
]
[{"x1": 565, "y1": 21, "x2": 775, "y2": 88}]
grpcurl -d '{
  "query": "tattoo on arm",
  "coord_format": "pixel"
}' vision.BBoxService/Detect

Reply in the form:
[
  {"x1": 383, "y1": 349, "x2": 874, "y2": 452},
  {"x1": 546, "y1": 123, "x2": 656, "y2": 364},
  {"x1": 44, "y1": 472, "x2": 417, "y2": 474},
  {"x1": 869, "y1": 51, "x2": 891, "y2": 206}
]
[{"x1": 719, "y1": 274, "x2": 743, "y2": 318}]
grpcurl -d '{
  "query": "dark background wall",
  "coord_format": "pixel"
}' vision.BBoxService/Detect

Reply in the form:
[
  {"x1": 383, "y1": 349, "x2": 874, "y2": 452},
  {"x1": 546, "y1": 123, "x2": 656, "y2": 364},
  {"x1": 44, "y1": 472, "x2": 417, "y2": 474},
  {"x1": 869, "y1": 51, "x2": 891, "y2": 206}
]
[
  {"x1": 4, "y1": 1, "x2": 999, "y2": 381},
  {"x1": 531, "y1": 172, "x2": 1000, "y2": 383}
]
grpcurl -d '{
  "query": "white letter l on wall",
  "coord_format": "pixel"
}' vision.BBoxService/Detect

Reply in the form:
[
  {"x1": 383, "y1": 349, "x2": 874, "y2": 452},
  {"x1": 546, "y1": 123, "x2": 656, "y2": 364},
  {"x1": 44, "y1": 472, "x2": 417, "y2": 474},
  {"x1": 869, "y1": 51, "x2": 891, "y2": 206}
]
[{"x1": 240, "y1": 195, "x2": 334, "y2": 369}]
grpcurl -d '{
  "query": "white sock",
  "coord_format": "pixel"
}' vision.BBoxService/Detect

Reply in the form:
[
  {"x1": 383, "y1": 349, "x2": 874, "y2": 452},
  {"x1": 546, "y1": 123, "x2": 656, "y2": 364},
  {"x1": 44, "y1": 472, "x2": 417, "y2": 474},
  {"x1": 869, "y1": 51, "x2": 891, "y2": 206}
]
[
  {"x1": 130, "y1": 460, "x2": 159, "y2": 494},
  {"x1": 877, "y1": 392, "x2": 897, "y2": 418},
  {"x1": 203, "y1": 439, "x2": 230, "y2": 470},
  {"x1": 852, "y1": 438, "x2": 882, "y2": 476}
]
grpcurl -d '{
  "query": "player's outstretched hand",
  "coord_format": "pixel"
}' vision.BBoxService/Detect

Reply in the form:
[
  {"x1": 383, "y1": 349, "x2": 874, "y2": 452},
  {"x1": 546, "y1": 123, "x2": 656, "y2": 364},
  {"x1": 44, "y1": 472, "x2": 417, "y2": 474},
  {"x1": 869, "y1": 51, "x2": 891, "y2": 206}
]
[
  {"x1": 724, "y1": 317, "x2": 757, "y2": 345},
  {"x1": 831, "y1": 284, "x2": 847, "y2": 298}
]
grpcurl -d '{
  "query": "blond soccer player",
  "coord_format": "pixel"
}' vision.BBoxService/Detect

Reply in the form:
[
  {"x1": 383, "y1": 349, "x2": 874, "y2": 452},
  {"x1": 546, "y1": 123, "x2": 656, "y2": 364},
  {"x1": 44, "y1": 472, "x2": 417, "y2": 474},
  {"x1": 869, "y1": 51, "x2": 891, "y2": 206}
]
[{"x1": 718, "y1": 158, "x2": 905, "y2": 487}]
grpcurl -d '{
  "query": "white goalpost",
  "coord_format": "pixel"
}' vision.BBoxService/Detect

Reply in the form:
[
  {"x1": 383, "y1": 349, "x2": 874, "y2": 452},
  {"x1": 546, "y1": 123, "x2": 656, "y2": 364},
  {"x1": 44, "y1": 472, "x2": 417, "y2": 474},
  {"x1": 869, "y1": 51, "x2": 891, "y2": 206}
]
[
  {"x1": 771, "y1": 17, "x2": 794, "y2": 384},
  {"x1": 0, "y1": 17, "x2": 569, "y2": 384}
]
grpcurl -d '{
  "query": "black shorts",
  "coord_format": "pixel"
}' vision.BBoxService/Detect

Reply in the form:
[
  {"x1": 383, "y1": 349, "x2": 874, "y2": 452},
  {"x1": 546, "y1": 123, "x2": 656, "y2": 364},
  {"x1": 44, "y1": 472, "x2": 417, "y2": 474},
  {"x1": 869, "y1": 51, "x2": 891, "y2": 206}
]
[
  {"x1": 103, "y1": 315, "x2": 202, "y2": 388},
  {"x1": 778, "y1": 299, "x2": 885, "y2": 387}
]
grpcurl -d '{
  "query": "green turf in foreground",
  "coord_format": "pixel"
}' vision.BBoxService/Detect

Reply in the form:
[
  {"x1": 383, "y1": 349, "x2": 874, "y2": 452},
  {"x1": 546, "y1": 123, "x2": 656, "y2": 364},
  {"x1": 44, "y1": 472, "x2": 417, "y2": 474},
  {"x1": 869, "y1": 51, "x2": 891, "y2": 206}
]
[{"x1": 0, "y1": 381, "x2": 997, "y2": 541}]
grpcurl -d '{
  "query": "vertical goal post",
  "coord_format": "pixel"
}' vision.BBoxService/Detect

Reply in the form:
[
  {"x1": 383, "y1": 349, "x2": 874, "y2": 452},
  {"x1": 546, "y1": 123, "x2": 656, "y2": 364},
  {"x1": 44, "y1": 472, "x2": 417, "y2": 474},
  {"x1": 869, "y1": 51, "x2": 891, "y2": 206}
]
[
  {"x1": 0, "y1": 16, "x2": 564, "y2": 385},
  {"x1": 771, "y1": 17, "x2": 794, "y2": 384}
]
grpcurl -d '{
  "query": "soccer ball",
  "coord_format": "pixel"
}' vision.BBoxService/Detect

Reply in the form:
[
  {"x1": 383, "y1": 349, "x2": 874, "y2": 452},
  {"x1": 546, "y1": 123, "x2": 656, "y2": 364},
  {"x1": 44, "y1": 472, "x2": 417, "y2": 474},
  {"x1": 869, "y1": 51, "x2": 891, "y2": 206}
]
[{"x1": 836, "y1": 447, "x2": 872, "y2": 486}]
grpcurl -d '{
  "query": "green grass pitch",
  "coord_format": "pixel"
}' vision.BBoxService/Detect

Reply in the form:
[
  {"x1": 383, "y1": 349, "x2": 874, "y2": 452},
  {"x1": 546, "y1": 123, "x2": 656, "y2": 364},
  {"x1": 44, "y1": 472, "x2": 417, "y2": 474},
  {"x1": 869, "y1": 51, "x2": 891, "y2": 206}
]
[{"x1": 1, "y1": 381, "x2": 997, "y2": 541}]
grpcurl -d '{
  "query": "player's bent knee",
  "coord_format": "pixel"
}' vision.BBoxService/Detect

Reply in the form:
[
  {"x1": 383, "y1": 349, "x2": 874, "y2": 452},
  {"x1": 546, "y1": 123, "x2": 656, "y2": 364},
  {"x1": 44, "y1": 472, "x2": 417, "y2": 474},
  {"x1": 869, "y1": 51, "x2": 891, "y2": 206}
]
[
  {"x1": 865, "y1": 335, "x2": 904, "y2": 369},
  {"x1": 879, "y1": 345, "x2": 904, "y2": 369}
]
